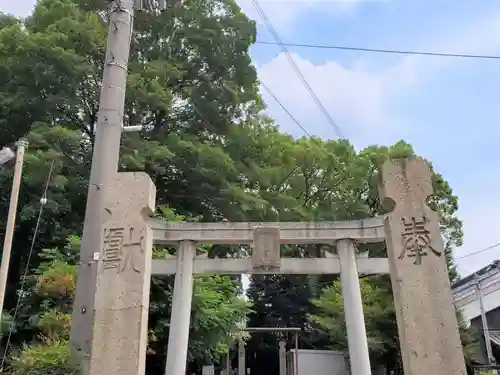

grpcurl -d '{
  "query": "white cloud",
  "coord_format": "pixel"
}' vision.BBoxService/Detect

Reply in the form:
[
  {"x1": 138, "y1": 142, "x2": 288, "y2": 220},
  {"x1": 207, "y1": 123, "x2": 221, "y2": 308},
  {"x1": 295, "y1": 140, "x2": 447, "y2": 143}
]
[
  {"x1": 257, "y1": 12, "x2": 500, "y2": 276},
  {"x1": 454, "y1": 170, "x2": 500, "y2": 276},
  {"x1": 258, "y1": 10, "x2": 500, "y2": 142},
  {"x1": 0, "y1": 0, "x2": 35, "y2": 17},
  {"x1": 237, "y1": 0, "x2": 363, "y2": 34},
  {"x1": 7, "y1": 0, "x2": 358, "y2": 33},
  {"x1": 5, "y1": 0, "x2": 498, "y2": 278},
  {"x1": 386, "y1": 13, "x2": 500, "y2": 90},
  {"x1": 455, "y1": 206, "x2": 500, "y2": 277},
  {"x1": 258, "y1": 53, "x2": 396, "y2": 143}
]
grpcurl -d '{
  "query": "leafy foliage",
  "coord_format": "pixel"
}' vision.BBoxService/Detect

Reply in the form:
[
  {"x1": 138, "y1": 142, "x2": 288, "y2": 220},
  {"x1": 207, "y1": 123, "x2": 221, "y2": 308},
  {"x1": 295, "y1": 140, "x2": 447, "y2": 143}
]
[
  {"x1": 6, "y1": 241, "x2": 78, "y2": 374},
  {"x1": 246, "y1": 141, "x2": 470, "y2": 373},
  {"x1": 309, "y1": 279, "x2": 482, "y2": 371},
  {"x1": 0, "y1": 0, "x2": 474, "y2": 373},
  {"x1": 6, "y1": 210, "x2": 250, "y2": 374},
  {"x1": 190, "y1": 276, "x2": 251, "y2": 363},
  {"x1": 9, "y1": 338, "x2": 78, "y2": 375},
  {"x1": 308, "y1": 278, "x2": 397, "y2": 366}
]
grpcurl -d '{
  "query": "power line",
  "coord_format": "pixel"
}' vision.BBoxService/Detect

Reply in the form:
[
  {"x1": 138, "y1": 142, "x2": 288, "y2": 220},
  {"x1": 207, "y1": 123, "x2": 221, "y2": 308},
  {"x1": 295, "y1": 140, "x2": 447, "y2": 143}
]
[
  {"x1": 254, "y1": 40, "x2": 500, "y2": 60},
  {"x1": 188, "y1": 79, "x2": 499, "y2": 266},
  {"x1": 250, "y1": 0, "x2": 345, "y2": 139},
  {"x1": 259, "y1": 80, "x2": 330, "y2": 157},
  {"x1": 0, "y1": 160, "x2": 54, "y2": 370},
  {"x1": 455, "y1": 242, "x2": 500, "y2": 260},
  {"x1": 190, "y1": 76, "x2": 333, "y2": 167},
  {"x1": 175, "y1": 66, "x2": 330, "y2": 199}
]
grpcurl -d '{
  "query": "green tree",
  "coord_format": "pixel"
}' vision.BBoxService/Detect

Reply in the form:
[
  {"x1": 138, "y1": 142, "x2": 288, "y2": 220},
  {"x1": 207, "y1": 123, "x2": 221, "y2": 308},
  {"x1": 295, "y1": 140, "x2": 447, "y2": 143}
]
[
  {"x1": 7, "y1": 237, "x2": 78, "y2": 375},
  {"x1": 0, "y1": 0, "x2": 269, "y2": 288},
  {"x1": 147, "y1": 272, "x2": 252, "y2": 373},
  {"x1": 246, "y1": 140, "x2": 466, "y2": 373},
  {"x1": 1, "y1": 0, "x2": 262, "y2": 366},
  {"x1": 6, "y1": 225, "x2": 250, "y2": 374},
  {"x1": 308, "y1": 278, "x2": 397, "y2": 369},
  {"x1": 0, "y1": 1, "x2": 471, "y2": 374},
  {"x1": 309, "y1": 278, "x2": 480, "y2": 372}
]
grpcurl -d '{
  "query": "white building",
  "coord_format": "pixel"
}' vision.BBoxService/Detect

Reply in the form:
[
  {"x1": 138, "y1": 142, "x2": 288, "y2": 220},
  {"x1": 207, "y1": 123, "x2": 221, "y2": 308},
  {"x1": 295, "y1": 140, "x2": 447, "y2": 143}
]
[
  {"x1": 452, "y1": 260, "x2": 500, "y2": 363},
  {"x1": 285, "y1": 349, "x2": 349, "y2": 375}
]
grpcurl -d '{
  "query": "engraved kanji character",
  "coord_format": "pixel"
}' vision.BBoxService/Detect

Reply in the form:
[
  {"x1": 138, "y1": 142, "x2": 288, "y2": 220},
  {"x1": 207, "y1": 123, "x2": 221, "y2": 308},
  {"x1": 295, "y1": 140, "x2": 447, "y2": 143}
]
[
  {"x1": 399, "y1": 217, "x2": 441, "y2": 265},
  {"x1": 103, "y1": 227, "x2": 125, "y2": 269},
  {"x1": 120, "y1": 227, "x2": 144, "y2": 273}
]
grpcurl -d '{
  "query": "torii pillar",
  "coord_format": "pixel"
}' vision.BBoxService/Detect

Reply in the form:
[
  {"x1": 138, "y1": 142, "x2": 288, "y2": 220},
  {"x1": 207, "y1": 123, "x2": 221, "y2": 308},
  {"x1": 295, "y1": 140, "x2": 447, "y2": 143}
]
[
  {"x1": 88, "y1": 172, "x2": 156, "y2": 375},
  {"x1": 380, "y1": 158, "x2": 467, "y2": 375}
]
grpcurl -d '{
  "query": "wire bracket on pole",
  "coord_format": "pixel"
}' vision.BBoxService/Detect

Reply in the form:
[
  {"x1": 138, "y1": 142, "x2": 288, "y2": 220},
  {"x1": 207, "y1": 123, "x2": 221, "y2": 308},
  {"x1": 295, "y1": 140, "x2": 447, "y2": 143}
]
[
  {"x1": 122, "y1": 124, "x2": 143, "y2": 132},
  {"x1": 107, "y1": 61, "x2": 127, "y2": 71},
  {"x1": 134, "y1": 0, "x2": 178, "y2": 12},
  {"x1": 111, "y1": 0, "x2": 132, "y2": 15},
  {"x1": 15, "y1": 139, "x2": 28, "y2": 148}
]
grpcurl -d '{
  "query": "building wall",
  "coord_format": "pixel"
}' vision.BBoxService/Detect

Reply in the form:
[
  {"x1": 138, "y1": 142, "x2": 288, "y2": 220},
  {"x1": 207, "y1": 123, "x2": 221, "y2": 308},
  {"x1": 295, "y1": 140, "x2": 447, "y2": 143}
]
[
  {"x1": 471, "y1": 306, "x2": 500, "y2": 331},
  {"x1": 451, "y1": 262, "x2": 500, "y2": 364},
  {"x1": 460, "y1": 288, "x2": 500, "y2": 323},
  {"x1": 470, "y1": 306, "x2": 500, "y2": 364},
  {"x1": 452, "y1": 265, "x2": 500, "y2": 324},
  {"x1": 286, "y1": 349, "x2": 349, "y2": 375}
]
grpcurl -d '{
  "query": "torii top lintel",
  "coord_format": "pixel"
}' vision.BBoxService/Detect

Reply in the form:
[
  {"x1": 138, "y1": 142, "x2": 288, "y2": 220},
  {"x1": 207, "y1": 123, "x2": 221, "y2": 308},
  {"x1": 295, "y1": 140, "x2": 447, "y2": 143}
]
[{"x1": 150, "y1": 216, "x2": 385, "y2": 245}]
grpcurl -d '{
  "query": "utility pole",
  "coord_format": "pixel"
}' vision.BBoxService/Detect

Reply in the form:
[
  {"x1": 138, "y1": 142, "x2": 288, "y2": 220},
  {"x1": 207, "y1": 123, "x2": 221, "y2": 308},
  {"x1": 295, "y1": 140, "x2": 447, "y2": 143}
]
[
  {"x1": 70, "y1": 0, "x2": 135, "y2": 370},
  {"x1": 0, "y1": 139, "x2": 27, "y2": 323},
  {"x1": 476, "y1": 274, "x2": 495, "y2": 364},
  {"x1": 70, "y1": 0, "x2": 169, "y2": 372}
]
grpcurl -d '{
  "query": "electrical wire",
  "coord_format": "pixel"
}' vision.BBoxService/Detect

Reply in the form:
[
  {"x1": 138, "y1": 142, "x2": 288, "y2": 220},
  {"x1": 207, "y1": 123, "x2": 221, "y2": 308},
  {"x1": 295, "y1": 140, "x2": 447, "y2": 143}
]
[
  {"x1": 251, "y1": 0, "x2": 345, "y2": 139},
  {"x1": 254, "y1": 40, "x2": 500, "y2": 60},
  {"x1": 0, "y1": 160, "x2": 55, "y2": 370},
  {"x1": 188, "y1": 77, "x2": 335, "y2": 190},
  {"x1": 187, "y1": 65, "x2": 491, "y2": 270},
  {"x1": 259, "y1": 81, "x2": 331, "y2": 157},
  {"x1": 455, "y1": 242, "x2": 500, "y2": 260},
  {"x1": 170, "y1": 53, "x2": 335, "y2": 183}
]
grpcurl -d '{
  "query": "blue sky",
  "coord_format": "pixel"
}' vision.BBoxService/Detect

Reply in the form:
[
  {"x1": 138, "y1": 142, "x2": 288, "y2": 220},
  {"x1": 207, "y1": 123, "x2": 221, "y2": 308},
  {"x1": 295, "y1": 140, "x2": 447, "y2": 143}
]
[
  {"x1": 239, "y1": 0, "x2": 500, "y2": 276},
  {"x1": 2, "y1": 0, "x2": 499, "y2": 276}
]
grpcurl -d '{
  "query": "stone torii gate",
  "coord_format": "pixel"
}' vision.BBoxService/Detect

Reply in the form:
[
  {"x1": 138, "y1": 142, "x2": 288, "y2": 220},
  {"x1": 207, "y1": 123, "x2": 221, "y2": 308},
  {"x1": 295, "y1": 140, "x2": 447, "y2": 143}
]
[
  {"x1": 152, "y1": 218, "x2": 387, "y2": 375},
  {"x1": 84, "y1": 158, "x2": 468, "y2": 375}
]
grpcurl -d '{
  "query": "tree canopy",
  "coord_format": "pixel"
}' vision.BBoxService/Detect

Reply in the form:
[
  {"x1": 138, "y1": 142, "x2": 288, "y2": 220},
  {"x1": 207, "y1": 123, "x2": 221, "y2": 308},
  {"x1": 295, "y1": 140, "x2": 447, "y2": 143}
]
[{"x1": 0, "y1": 0, "x2": 474, "y2": 374}]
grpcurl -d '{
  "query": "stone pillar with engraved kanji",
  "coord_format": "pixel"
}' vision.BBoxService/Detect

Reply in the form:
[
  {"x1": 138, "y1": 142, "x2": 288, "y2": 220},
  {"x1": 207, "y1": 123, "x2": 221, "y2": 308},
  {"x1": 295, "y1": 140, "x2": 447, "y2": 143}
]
[
  {"x1": 380, "y1": 158, "x2": 466, "y2": 375},
  {"x1": 88, "y1": 172, "x2": 155, "y2": 375}
]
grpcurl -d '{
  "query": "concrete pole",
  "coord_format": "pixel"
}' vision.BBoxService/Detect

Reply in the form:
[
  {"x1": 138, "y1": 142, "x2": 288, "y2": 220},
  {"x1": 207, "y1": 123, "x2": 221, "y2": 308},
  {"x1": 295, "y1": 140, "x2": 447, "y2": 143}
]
[
  {"x1": 294, "y1": 332, "x2": 298, "y2": 375},
  {"x1": 0, "y1": 139, "x2": 27, "y2": 323},
  {"x1": 165, "y1": 240, "x2": 196, "y2": 375},
  {"x1": 337, "y1": 239, "x2": 372, "y2": 375},
  {"x1": 476, "y1": 275, "x2": 495, "y2": 364},
  {"x1": 225, "y1": 349, "x2": 231, "y2": 375},
  {"x1": 238, "y1": 340, "x2": 246, "y2": 375},
  {"x1": 279, "y1": 340, "x2": 286, "y2": 375},
  {"x1": 70, "y1": 0, "x2": 134, "y2": 367}
]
